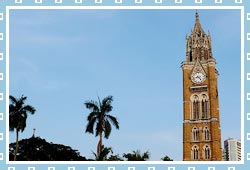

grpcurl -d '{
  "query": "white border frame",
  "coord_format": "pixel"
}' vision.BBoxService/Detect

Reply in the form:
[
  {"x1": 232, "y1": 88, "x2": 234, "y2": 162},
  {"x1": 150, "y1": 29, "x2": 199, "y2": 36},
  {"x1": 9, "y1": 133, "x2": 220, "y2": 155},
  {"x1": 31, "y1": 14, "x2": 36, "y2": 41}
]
[
  {"x1": 0, "y1": 1, "x2": 248, "y2": 170},
  {"x1": 5, "y1": 5, "x2": 245, "y2": 166}
]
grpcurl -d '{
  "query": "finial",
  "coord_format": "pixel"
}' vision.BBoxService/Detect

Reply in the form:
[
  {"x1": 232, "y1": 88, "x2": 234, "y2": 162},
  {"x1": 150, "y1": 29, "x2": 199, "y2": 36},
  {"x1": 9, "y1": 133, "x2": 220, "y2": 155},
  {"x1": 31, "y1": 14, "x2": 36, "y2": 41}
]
[
  {"x1": 32, "y1": 128, "x2": 36, "y2": 138},
  {"x1": 195, "y1": 10, "x2": 199, "y2": 20}
]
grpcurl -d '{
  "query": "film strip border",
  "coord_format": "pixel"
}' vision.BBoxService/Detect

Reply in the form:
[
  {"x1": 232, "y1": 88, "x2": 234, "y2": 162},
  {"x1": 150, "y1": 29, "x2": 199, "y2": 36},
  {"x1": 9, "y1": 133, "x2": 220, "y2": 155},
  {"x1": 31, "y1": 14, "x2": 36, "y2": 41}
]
[
  {"x1": 0, "y1": 0, "x2": 249, "y2": 170},
  {"x1": 0, "y1": 0, "x2": 246, "y2": 5}
]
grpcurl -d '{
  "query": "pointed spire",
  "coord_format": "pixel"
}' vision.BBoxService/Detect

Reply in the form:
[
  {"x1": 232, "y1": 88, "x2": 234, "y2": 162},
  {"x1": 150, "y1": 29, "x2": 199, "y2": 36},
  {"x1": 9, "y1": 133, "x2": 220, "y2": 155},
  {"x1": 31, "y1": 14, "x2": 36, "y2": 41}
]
[
  {"x1": 185, "y1": 11, "x2": 213, "y2": 62},
  {"x1": 192, "y1": 10, "x2": 205, "y2": 35}
]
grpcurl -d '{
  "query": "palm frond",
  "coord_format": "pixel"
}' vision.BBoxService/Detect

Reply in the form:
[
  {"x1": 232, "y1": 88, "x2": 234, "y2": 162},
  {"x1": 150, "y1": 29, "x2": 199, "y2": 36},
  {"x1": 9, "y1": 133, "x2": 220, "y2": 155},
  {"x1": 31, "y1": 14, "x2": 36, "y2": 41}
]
[
  {"x1": 98, "y1": 96, "x2": 102, "y2": 109},
  {"x1": 9, "y1": 95, "x2": 17, "y2": 104},
  {"x1": 99, "y1": 145, "x2": 113, "y2": 160},
  {"x1": 106, "y1": 115, "x2": 119, "y2": 129},
  {"x1": 87, "y1": 111, "x2": 98, "y2": 122},
  {"x1": 95, "y1": 121, "x2": 103, "y2": 137},
  {"x1": 20, "y1": 95, "x2": 27, "y2": 102},
  {"x1": 92, "y1": 150, "x2": 98, "y2": 160},
  {"x1": 102, "y1": 96, "x2": 113, "y2": 106},
  {"x1": 22, "y1": 105, "x2": 36, "y2": 115},
  {"x1": 84, "y1": 101, "x2": 99, "y2": 112},
  {"x1": 142, "y1": 151, "x2": 150, "y2": 160},
  {"x1": 16, "y1": 95, "x2": 27, "y2": 108},
  {"x1": 101, "y1": 96, "x2": 113, "y2": 113},
  {"x1": 104, "y1": 121, "x2": 111, "y2": 139},
  {"x1": 102, "y1": 105, "x2": 113, "y2": 114},
  {"x1": 85, "y1": 116, "x2": 97, "y2": 134},
  {"x1": 93, "y1": 145, "x2": 113, "y2": 161},
  {"x1": 19, "y1": 118, "x2": 27, "y2": 132}
]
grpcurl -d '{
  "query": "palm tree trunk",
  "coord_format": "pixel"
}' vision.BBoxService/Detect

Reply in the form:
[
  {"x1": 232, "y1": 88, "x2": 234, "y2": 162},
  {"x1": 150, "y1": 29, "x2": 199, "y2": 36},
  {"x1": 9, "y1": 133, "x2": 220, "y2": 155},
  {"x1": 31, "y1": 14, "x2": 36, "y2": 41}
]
[
  {"x1": 14, "y1": 129, "x2": 19, "y2": 161},
  {"x1": 97, "y1": 131, "x2": 102, "y2": 157}
]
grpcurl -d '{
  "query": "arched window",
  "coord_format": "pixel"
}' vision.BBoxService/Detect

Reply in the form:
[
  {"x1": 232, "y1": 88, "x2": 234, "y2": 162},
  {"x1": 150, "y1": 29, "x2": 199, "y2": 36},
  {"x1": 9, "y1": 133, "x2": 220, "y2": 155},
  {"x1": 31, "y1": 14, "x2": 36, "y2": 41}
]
[
  {"x1": 192, "y1": 127, "x2": 199, "y2": 141},
  {"x1": 192, "y1": 95, "x2": 199, "y2": 120},
  {"x1": 192, "y1": 145, "x2": 199, "y2": 160},
  {"x1": 203, "y1": 145, "x2": 211, "y2": 159},
  {"x1": 201, "y1": 94, "x2": 209, "y2": 119},
  {"x1": 203, "y1": 127, "x2": 210, "y2": 141}
]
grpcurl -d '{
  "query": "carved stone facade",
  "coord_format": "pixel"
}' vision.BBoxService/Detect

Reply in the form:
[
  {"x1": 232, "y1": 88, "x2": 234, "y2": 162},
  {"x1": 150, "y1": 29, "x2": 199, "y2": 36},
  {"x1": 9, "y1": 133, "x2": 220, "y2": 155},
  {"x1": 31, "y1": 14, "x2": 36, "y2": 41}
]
[{"x1": 182, "y1": 12, "x2": 222, "y2": 161}]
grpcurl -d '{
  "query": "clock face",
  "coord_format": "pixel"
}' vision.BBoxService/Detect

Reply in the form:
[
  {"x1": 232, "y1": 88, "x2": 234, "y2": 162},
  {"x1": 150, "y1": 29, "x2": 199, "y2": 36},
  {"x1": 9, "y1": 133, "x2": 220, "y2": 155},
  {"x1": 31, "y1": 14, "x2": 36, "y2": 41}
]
[{"x1": 191, "y1": 72, "x2": 206, "y2": 84}]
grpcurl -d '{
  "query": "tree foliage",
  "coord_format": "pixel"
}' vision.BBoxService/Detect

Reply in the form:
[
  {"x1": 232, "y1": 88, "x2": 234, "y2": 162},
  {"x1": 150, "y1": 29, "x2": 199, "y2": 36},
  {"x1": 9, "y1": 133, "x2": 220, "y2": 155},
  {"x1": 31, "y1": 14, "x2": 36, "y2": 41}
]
[
  {"x1": 92, "y1": 145, "x2": 113, "y2": 161},
  {"x1": 123, "y1": 150, "x2": 150, "y2": 161},
  {"x1": 107, "y1": 154, "x2": 124, "y2": 161},
  {"x1": 9, "y1": 136, "x2": 87, "y2": 161},
  {"x1": 9, "y1": 95, "x2": 36, "y2": 161},
  {"x1": 161, "y1": 155, "x2": 173, "y2": 161},
  {"x1": 84, "y1": 95, "x2": 119, "y2": 157}
]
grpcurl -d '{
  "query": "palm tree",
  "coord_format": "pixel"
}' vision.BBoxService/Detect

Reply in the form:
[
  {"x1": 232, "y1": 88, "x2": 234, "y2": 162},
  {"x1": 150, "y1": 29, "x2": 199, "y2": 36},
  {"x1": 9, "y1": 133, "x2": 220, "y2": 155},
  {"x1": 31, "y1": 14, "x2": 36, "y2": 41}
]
[
  {"x1": 123, "y1": 150, "x2": 150, "y2": 161},
  {"x1": 84, "y1": 95, "x2": 119, "y2": 157},
  {"x1": 92, "y1": 145, "x2": 113, "y2": 161},
  {"x1": 107, "y1": 154, "x2": 124, "y2": 161},
  {"x1": 161, "y1": 155, "x2": 173, "y2": 161},
  {"x1": 9, "y1": 95, "x2": 36, "y2": 161}
]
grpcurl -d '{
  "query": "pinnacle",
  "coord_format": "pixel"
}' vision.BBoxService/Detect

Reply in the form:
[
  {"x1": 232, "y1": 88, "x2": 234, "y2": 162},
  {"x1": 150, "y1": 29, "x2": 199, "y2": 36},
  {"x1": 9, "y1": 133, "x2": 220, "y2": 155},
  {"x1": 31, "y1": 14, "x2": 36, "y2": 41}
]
[
  {"x1": 192, "y1": 10, "x2": 205, "y2": 35},
  {"x1": 195, "y1": 10, "x2": 199, "y2": 21}
]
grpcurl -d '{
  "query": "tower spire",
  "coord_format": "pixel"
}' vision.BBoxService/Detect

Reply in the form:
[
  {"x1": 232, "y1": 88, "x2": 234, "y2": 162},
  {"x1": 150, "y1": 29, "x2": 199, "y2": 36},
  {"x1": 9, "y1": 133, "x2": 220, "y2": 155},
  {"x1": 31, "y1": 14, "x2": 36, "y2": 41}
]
[
  {"x1": 192, "y1": 10, "x2": 205, "y2": 35},
  {"x1": 185, "y1": 11, "x2": 213, "y2": 62}
]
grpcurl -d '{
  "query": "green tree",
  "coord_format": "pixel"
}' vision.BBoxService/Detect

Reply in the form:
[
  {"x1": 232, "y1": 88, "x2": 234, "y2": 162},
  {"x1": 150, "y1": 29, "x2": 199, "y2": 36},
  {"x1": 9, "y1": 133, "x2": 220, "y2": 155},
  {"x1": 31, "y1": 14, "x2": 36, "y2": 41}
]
[
  {"x1": 9, "y1": 95, "x2": 36, "y2": 161},
  {"x1": 161, "y1": 155, "x2": 173, "y2": 161},
  {"x1": 107, "y1": 154, "x2": 124, "y2": 161},
  {"x1": 9, "y1": 136, "x2": 87, "y2": 161},
  {"x1": 84, "y1": 95, "x2": 119, "y2": 157},
  {"x1": 123, "y1": 150, "x2": 150, "y2": 161},
  {"x1": 92, "y1": 145, "x2": 113, "y2": 161}
]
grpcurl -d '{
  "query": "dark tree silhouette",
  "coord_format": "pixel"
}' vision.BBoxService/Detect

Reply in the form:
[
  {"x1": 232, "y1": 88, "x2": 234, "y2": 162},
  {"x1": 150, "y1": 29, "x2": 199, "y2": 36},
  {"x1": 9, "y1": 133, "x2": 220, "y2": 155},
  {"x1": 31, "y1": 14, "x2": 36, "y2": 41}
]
[
  {"x1": 161, "y1": 155, "x2": 173, "y2": 161},
  {"x1": 107, "y1": 154, "x2": 124, "y2": 161},
  {"x1": 9, "y1": 95, "x2": 36, "y2": 161},
  {"x1": 84, "y1": 96, "x2": 119, "y2": 157},
  {"x1": 9, "y1": 136, "x2": 87, "y2": 161},
  {"x1": 92, "y1": 145, "x2": 113, "y2": 161},
  {"x1": 123, "y1": 150, "x2": 150, "y2": 161}
]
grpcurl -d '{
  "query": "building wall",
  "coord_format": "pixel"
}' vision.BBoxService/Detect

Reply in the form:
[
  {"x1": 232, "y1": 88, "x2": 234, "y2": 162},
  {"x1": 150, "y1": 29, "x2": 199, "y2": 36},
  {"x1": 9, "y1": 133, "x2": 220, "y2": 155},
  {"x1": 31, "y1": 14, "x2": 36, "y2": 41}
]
[
  {"x1": 224, "y1": 138, "x2": 241, "y2": 161},
  {"x1": 182, "y1": 61, "x2": 222, "y2": 161}
]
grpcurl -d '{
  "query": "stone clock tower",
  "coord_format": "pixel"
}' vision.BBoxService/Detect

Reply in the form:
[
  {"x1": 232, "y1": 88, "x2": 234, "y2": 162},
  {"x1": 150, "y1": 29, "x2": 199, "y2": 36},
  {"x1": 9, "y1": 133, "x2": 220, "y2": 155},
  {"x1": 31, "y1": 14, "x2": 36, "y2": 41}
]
[{"x1": 182, "y1": 12, "x2": 222, "y2": 161}]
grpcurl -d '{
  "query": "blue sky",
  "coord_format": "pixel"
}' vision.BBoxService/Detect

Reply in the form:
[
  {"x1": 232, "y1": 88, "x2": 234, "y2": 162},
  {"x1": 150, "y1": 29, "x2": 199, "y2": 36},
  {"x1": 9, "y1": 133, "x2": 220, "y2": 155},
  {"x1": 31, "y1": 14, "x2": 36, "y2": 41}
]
[{"x1": 9, "y1": 9, "x2": 241, "y2": 161}]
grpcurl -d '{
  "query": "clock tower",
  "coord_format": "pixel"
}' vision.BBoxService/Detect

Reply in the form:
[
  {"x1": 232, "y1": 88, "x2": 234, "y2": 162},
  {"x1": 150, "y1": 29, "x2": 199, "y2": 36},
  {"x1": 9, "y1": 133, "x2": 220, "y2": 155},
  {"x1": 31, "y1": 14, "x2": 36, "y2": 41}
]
[{"x1": 181, "y1": 12, "x2": 222, "y2": 161}]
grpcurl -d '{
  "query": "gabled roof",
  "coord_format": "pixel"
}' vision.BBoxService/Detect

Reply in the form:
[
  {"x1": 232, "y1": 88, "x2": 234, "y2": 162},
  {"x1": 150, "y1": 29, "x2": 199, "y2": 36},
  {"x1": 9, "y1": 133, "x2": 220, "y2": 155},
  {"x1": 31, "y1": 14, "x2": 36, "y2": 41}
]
[{"x1": 191, "y1": 58, "x2": 206, "y2": 76}]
